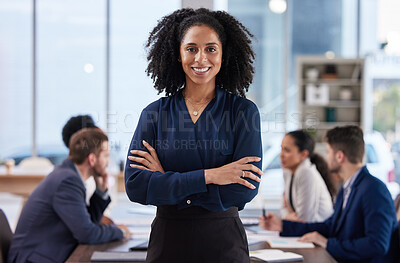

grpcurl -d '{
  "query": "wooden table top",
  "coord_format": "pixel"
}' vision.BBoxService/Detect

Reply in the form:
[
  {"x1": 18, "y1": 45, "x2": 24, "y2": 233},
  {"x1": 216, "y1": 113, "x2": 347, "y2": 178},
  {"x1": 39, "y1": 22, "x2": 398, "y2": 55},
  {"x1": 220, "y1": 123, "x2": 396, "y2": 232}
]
[{"x1": 66, "y1": 238, "x2": 337, "y2": 263}]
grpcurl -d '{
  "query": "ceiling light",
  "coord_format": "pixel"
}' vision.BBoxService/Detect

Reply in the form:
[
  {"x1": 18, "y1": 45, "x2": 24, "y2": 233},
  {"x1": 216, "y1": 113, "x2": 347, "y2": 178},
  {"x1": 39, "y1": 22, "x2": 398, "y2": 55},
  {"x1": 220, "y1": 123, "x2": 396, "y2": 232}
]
[{"x1": 269, "y1": 0, "x2": 287, "y2": 14}]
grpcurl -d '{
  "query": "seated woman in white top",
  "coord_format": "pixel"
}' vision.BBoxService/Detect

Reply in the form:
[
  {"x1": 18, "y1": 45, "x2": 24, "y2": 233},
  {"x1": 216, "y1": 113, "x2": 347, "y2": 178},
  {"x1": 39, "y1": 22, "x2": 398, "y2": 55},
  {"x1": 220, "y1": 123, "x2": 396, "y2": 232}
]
[{"x1": 280, "y1": 130, "x2": 335, "y2": 222}]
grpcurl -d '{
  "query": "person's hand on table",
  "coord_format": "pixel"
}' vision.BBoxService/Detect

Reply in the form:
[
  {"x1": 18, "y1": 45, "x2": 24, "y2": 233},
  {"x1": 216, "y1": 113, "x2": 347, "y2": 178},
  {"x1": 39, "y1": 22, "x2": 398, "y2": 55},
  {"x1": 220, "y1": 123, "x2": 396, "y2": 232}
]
[
  {"x1": 259, "y1": 213, "x2": 282, "y2": 232},
  {"x1": 298, "y1": 231, "x2": 327, "y2": 248},
  {"x1": 117, "y1": 224, "x2": 132, "y2": 239},
  {"x1": 204, "y1": 157, "x2": 262, "y2": 189},
  {"x1": 100, "y1": 215, "x2": 114, "y2": 225},
  {"x1": 128, "y1": 140, "x2": 165, "y2": 173}
]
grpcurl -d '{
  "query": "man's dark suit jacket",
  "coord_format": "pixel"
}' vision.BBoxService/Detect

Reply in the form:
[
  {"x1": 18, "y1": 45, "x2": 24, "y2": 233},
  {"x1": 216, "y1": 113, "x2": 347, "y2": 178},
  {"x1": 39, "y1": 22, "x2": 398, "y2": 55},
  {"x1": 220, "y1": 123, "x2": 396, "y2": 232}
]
[
  {"x1": 7, "y1": 158, "x2": 123, "y2": 263},
  {"x1": 281, "y1": 166, "x2": 399, "y2": 262}
]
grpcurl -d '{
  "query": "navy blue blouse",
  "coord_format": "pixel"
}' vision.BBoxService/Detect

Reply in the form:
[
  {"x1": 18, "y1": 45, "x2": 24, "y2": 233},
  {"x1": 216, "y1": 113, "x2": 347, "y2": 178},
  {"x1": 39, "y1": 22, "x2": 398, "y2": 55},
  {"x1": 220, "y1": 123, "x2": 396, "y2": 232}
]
[{"x1": 125, "y1": 87, "x2": 262, "y2": 212}]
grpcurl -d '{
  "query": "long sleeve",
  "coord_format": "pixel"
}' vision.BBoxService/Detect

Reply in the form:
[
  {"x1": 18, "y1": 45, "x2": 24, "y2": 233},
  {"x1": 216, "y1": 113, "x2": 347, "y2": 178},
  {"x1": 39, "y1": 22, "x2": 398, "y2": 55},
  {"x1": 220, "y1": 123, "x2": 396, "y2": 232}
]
[
  {"x1": 125, "y1": 107, "x2": 208, "y2": 206},
  {"x1": 325, "y1": 182, "x2": 395, "y2": 261},
  {"x1": 280, "y1": 172, "x2": 291, "y2": 218},
  {"x1": 285, "y1": 160, "x2": 333, "y2": 222},
  {"x1": 125, "y1": 89, "x2": 262, "y2": 212},
  {"x1": 282, "y1": 168, "x2": 399, "y2": 262},
  {"x1": 281, "y1": 201, "x2": 337, "y2": 237},
  {"x1": 215, "y1": 101, "x2": 262, "y2": 210},
  {"x1": 53, "y1": 176, "x2": 123, "y2": 244},
  {"x1": 281, "y1": 220, "x2": 331, "y2": 237},
  {"x1": 87, "y1": 191, "x2": 111, "y2": 224},
  {"x1": 294, "y1": 170, "x2": 319, "y2": 221}
]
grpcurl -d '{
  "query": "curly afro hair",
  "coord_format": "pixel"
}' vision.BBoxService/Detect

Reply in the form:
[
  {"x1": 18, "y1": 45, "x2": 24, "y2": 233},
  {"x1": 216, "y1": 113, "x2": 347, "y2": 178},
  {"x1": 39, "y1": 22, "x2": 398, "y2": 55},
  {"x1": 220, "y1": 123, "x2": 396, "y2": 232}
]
[
  {"x1": 62, "y1": 115, "x2": 97, "y2": 148},
  {"x1": 146, "y1": 8, "x2": 255, "y2": 97}
]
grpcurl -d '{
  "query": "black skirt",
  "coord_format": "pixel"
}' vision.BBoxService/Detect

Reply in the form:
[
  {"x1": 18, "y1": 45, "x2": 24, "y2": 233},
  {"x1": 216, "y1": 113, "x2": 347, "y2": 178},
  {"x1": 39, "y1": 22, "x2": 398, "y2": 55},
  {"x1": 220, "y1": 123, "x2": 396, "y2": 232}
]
[{"x1": 146, "y1": 205, "x2": 250, "y2": 263}]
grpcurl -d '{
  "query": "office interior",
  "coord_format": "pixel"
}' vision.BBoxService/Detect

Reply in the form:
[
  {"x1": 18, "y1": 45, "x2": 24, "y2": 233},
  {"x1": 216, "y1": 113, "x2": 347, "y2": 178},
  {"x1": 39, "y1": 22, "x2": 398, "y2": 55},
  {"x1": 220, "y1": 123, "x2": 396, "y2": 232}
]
[{"x1": 1, "y1": 0, "x2": 400, "y2": 261}]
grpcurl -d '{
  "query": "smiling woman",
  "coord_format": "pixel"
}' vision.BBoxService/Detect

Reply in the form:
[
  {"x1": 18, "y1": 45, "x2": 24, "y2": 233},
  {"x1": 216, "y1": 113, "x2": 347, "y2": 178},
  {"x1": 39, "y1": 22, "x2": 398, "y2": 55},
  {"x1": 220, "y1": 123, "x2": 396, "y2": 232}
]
[
  {"x1": 179, "y1": 25, "x2": 222, "y2": 88},
  {"x1": 124, "y1": 8, "x2": 262, "y2": 263}
]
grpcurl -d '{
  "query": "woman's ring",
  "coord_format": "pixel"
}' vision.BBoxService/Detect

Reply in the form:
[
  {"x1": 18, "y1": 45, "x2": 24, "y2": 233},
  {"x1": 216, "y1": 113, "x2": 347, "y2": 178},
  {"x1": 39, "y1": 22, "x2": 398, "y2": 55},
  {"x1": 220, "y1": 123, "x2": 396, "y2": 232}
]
[{"x1": 242, "y1": 171, "x2": 245, "y2": 178}]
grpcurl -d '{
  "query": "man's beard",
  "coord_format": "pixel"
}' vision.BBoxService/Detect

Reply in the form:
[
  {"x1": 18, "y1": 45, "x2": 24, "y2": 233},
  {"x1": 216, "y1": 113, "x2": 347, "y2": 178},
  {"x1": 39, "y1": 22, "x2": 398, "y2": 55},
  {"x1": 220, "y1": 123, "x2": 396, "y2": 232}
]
[
  {"x1": 90, "y1": 166, "x2": 103, "y2": 177},
  {"x1": 329, "y1": 163, "x2": 340, "y2": 174}
]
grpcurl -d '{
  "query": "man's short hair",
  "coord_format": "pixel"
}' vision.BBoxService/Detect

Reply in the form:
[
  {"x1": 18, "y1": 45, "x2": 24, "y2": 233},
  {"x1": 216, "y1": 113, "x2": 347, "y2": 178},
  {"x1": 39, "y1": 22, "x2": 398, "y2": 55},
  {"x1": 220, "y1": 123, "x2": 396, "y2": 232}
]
[
  {"x1": 62, "y1": 115, "x2": 97, "y2": 148},
  {"x1": 325, "y1": 125, "x2": 364, "y2": 164},
  {"x1": 69, "y1": 128, "x2": 108, "y2": 164}
]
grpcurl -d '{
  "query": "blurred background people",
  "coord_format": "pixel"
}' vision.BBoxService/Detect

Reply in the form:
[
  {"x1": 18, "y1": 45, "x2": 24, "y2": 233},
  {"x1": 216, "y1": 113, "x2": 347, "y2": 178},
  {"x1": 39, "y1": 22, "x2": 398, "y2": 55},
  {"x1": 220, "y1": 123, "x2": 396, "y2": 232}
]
[
  {"x1": 280, "y1": 130, "x2": 335, "y2": 222},
  {"x1": 8, "y1": 128, "x2": 130, "y2": 263},
  {"x1": 260, "y1": 126, "x2": 399, "y2": 262},
  {"x1": 62, "y1": 115, "x2": 114, "y2": 225}
]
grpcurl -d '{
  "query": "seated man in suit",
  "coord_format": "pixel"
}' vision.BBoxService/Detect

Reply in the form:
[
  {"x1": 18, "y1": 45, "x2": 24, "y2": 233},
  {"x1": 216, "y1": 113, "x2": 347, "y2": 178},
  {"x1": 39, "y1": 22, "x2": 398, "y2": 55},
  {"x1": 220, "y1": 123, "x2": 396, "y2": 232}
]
[
  {"x1": 8, "y1": 128, "x2": 130, "y2": 263},
  {"x1": 260, "y1": 125, "x2": 399, "y2": 262},
  {"x1": 62, "y1": 114, "x2": 114, "y2": 225}
]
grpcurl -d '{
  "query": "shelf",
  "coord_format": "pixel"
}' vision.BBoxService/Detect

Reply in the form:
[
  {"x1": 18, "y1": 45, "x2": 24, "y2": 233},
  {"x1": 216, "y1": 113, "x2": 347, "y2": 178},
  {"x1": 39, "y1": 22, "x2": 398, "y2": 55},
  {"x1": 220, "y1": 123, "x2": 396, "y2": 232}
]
[
  {"x1": 311, "y1": 122, "x2": 360, "y2": 129},
  {"x1": 303, "y1": 101, "x2": 360, "y2": 108},
  {"x1": 297, "y1": 56, "x2": 365, "y2": 142},
  {"x1": 302, "y1": 79, "x2": 361, "y2": 86}
]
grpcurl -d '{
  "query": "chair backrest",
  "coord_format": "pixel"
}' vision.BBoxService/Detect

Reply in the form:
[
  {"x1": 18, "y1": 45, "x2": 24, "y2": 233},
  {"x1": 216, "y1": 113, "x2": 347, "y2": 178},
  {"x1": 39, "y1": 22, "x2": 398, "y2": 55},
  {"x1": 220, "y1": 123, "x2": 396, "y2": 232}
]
[
  {"x1": 19, "y1": 156, "x2": 53, "y2": 170},
  {"x1": 0, "y1": 209, "x2": 12, "y2": 263}
]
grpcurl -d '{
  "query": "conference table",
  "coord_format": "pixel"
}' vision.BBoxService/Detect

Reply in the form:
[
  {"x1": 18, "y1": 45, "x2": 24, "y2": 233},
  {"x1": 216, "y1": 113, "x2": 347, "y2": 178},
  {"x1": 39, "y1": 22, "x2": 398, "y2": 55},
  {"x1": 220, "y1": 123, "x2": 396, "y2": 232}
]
[
  {"x1": 0, "y1": 167, "x2": 125, "y2": 203},
  {"x1": 0, "y1": 166, "x2": 51, "y2": 204},
  {"x1": 66, "y1": 238, "x2": 337, "y2": 263},
  {"x1": 1, "y1": 167, "x2": 337, "y2": 262}
]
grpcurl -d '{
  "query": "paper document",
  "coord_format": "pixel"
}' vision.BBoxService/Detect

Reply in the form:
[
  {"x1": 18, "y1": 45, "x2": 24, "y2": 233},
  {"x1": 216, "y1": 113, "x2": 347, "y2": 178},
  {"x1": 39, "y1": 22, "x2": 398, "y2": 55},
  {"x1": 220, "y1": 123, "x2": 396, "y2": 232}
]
[
  {"x1": 266, "y1": 237, "x2": 314, "y2": 248},
  {"x1": 250, "y1": 249, "x2": 303, "y2": 262},
  {"x1": 90, "y1": 251, "x2": 147, "y2": 262}
]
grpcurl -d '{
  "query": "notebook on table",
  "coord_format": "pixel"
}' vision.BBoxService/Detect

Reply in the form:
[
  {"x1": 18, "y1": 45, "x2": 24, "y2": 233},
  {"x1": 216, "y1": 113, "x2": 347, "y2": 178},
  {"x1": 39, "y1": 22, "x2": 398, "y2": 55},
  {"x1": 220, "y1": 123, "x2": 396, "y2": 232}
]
[
  {"x1": 90, "y1": 251, "x2": 147, "y2": 262},
  {"x1": 250, "y1": 249, "x2": 303, "y2": 262},
  {"x1": 266, "y1": 237, "x2": 314, "y2": 248}
]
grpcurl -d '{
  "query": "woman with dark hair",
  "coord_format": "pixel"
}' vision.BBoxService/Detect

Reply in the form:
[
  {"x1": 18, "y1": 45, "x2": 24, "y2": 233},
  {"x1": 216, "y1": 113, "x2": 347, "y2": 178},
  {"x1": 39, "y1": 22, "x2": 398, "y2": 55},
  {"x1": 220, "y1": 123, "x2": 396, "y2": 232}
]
[
  {"x1": 124, "y1": 8, "x2": 262, "y2": 263},
  {"x1": 279, "y1": 130, "x2": 335, "y2": 222}
]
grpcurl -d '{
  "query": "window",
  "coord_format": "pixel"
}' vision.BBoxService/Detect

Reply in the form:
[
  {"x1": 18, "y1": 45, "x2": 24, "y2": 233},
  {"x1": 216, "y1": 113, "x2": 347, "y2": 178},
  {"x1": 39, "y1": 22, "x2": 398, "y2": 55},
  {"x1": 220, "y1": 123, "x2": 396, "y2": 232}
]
[
  {"x1": 0, "y1": 0, "x2": 180, "y2": 164},
  {"x1": 267, "y1": 154, "x2": 282, "y2": 170},
  {"x1": 0, "y1": 0, "x2": 32, "y2": 159},
  {"x1": 37, "y1": 0, "x2": 107, "y2": 148},
  {"x1": 366, "y1": 144, "x2": 379, "y2": 164},
  {"x1": 109, "y1": 0, "x2": 180, "y2": 162}
]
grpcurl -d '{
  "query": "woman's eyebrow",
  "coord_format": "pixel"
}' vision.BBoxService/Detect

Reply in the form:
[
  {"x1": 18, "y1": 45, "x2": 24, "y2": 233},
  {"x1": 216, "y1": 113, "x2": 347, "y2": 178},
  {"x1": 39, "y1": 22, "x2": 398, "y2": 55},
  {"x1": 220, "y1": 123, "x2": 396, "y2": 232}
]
[{"x1": 183, "y1": 42, "x2": 219, "y2": 46}]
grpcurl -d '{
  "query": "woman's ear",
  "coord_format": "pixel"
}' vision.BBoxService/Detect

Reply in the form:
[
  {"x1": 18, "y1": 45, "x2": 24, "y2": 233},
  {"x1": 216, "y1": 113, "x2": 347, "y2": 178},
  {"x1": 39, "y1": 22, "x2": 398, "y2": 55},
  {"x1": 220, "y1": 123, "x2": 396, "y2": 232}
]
[{"x1": 301, "y1": 150, "x2": 309, "y2": 160}]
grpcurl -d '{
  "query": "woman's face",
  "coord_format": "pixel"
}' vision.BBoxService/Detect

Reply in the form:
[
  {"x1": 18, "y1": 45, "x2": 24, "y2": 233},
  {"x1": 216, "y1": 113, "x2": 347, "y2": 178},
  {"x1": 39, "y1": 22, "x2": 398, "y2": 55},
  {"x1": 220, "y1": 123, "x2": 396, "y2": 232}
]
[
  {"x1": 179, "y1": 25, "x2": 222, "y2": 87},
  {"x1": 280, "y1": 135, "x2": 307, "y2": 172}
]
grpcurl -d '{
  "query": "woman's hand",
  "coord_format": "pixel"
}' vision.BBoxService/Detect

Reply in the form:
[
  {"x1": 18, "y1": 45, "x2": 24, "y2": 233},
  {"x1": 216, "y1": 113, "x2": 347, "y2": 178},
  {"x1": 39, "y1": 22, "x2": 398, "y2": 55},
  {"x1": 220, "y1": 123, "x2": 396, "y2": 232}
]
[
  {"x1": 204, "y1": 156, "x2": 262, "y2": 189},
  {"x1": 284, "y1": 212, "x2": 303, "y2": 222},
  {"x1": 259, "y1": 213, "x2": 282, "y2": 232},
  {"x1": 128, "y1": 140, "x2": 165, "y2": 173}
]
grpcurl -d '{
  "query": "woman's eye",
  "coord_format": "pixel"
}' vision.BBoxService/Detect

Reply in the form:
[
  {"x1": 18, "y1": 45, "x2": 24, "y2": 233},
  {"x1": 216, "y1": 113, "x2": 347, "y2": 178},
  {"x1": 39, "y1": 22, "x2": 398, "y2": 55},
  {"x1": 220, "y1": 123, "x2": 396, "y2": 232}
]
[
  {"x1": 208, "y1": 47, "x2": 216, "y2": 52},
  {"x1": 187, "y1": 47, "x2": 196, "y2": 52}
]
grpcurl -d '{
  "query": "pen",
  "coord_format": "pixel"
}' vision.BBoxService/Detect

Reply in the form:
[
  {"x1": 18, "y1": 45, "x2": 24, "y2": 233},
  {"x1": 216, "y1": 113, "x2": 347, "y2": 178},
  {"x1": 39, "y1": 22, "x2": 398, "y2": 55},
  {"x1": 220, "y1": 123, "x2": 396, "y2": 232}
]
[{"x1": 262, "y1": 208, "x2": 266, "y2": 217}]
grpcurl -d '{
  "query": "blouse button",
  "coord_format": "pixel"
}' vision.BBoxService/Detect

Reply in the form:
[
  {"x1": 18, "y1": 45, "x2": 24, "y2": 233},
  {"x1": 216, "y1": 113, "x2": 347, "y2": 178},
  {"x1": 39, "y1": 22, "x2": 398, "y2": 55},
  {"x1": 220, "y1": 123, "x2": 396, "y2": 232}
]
[{"x1": 186, "y1": 200, "x2": 191, "y2": 205}]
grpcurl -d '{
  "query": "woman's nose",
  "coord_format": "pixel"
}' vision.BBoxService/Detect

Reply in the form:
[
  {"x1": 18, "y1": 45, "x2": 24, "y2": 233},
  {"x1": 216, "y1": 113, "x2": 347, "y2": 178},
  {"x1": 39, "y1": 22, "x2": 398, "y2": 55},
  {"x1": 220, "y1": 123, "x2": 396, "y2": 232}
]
[{"x1": 195, "y1": 50, "x2": 207, "y2": 62}]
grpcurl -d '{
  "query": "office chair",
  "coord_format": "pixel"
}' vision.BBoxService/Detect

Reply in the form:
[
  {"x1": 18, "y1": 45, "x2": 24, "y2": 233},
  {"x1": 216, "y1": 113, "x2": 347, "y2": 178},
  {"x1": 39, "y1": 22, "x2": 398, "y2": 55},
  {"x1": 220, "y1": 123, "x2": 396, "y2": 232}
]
[
  {"x1": 0, "y1": 209, "x2": 12, "y2": 263},
  {"x1": 19, "y1": 156, "x2": 53, "y2": 170}
]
